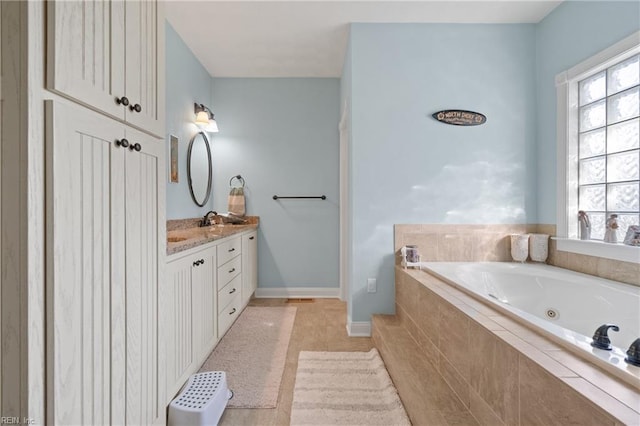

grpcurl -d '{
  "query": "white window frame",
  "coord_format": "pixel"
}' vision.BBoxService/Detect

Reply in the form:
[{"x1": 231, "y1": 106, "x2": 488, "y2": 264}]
[{"x1": 555, "y1": 31, "x2": 640, "y2": 264}]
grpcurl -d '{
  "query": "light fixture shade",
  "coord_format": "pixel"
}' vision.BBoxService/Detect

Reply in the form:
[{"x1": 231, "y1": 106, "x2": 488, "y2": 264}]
[
  {"x1": 194, "y1": 103, "x2": 219, "y2": 133},
  {"x1": 195, "y1": 111, "x2": 210, "y2": 126}
]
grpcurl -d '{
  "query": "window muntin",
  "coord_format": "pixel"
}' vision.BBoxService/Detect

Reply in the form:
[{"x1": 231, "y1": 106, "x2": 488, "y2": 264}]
[{"x1": 577, "y1": 54, "x2": 640, "y2": 242}]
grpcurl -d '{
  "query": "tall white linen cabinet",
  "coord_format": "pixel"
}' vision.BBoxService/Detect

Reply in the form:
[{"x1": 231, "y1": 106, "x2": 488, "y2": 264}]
[{"x1": 0, "y1": 1, "x2": 167, "y2": 424}]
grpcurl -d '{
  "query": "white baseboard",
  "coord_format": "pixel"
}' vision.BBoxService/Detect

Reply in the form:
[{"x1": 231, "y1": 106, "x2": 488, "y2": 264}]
[
  {"x1": 254, "y1": 287, "x2": 340, "y2": 299},
  {"x1": 347, "y1": 321, "x2": 371, "y2": 337}
]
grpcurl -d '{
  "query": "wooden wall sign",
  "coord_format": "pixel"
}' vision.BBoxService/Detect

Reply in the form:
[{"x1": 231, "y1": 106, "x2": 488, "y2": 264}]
[{"x1": 432, "y1": 110, "x2": 486, "y2": 126}]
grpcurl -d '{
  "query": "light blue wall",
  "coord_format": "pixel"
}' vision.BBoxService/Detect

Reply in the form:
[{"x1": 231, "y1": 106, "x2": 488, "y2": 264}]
[
  {"x1": 347, "y1": 23, "x2": 537, "y2": 321},
  {"x1": 166, "y1": 3, "x2": 639, "y2": 322},
  {"x1": 210, "y1": 78, "x2": 340, "y2": 289},
  {"x1": 165, "y1": 22, "x2": 214, "y2": 219},
  {"x1": 535, "y1": 1, "x2": 640, "y2": 224},
  {"x1": 165, "y1": 23, "x2": 340, "y2": 290}
]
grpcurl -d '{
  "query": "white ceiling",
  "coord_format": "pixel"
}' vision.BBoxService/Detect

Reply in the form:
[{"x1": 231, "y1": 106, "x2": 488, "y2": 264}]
[{"x1": 165, "y1": 1, "x2": 563, "y2": 78}]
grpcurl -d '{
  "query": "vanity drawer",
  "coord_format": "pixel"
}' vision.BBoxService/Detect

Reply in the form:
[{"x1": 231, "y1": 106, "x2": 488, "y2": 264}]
[
  {"x1": 218, "y1": 274, "x2": 241, "y2": 311},
  {"x1": 217, "y1": 236, "x2": 241, "y2": 266},
  {"x1": 218, "y1": 294, "x2": 241, "y2": 337},
  {"x1": 217, "y1": 255, "x2": 241, "y2": 289}
]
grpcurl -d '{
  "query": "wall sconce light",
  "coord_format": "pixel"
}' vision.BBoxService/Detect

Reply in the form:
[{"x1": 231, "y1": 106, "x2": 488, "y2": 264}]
[{"x1": 194, "y1": 103, "x2": 219, "y2": 133}]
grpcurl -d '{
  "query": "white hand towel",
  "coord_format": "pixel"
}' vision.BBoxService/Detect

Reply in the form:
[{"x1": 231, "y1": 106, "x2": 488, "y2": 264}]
[{"x1": 228, "y1": 187, "x2": 246, "y2": 217}]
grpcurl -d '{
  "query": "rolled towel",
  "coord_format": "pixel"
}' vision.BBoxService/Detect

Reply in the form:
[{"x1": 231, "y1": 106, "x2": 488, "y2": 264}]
[{"x1": 228, "y1": 187, "x2": 246, "y2": 217}]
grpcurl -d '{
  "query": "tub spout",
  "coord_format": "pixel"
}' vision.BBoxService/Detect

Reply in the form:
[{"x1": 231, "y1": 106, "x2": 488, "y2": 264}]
[
  {"x1": 591, "y1": 324, "x2": 619, "y2": 350},
  {"x1": 625, "y1": 338, "x2": 640, "y2": 367}
]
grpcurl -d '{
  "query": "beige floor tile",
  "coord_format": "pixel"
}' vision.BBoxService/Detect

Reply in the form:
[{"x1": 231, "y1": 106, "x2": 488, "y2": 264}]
[{"x1": 274, "y1": 408, "x2": 291, "y2": 426}]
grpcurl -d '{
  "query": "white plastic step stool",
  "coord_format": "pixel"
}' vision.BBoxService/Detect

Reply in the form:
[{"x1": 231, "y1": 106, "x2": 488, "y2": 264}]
[{"x1": 168, "y1": 371, "x2": 233, "y2": 426}]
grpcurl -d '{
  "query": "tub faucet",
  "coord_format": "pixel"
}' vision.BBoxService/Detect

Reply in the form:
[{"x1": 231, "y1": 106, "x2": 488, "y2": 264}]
[
  {"x1": 591, "y1": 324, "x2": 619, "y2": 350},
  {"x1": 625, "y1": 338, "x2": 640, "y2": 367},
  {"x1": 200, "y1": 211, "x2": 218, "y2": 227}
]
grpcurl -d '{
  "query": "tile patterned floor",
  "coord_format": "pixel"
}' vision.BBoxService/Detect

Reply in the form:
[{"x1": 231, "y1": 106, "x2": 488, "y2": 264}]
[{"x1": 218, "y1": 298, "x2": 373, "y2": 426}]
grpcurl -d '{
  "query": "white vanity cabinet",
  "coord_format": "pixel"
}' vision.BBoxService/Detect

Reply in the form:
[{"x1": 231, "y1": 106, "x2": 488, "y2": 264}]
[
  {"x1": 165, "y1": 229, "x2": 257, "y2": 400},
  {"x1": 191, "y1": 249, "x2": 218, "y2": 364},
  {"x1": 242, "y1": 230, "x2": 258, "y2": 305},
  {"x1": 46, "y1": 101, "x2": 165, "y2": 425},
  {"x1": 47, "y1": 0, "x2": 164, "y2": 136},
  {"x1": 165, "y1": 245, "x2": 218, "y2": 399},
  {"x1": 217, "y1": 237, "x2": 243, "y2": 337}
]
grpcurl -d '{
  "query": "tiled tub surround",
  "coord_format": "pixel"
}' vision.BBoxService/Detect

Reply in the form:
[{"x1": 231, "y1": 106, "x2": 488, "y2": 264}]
[
  {"x1": 394, "y1": 224, "x2": 640, "y2": 286},
  {"x1": 425, "y1": 262, "x2": 640, "y2": 386},
  {"x1": 547, "y1": 240, "x2": 640, "y2": 287},
  {"x1": 375, "y1": 267, "x2": 640, "y2": 425},
  {"x1": 167, "y1": 216, "x2": 259, "y2": 255},
  {"x1": 394, "y1": 224, "x2": 539, "y2": 263}
]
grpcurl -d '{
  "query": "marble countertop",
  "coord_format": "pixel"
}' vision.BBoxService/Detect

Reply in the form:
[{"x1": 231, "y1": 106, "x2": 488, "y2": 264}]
[{"x1": 166, "y1": 216, "x2": 259, "y2": 256}]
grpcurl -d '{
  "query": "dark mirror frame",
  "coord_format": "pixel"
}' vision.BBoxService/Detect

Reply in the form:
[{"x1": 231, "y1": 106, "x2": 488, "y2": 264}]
[{"x1": 187, "y1": 131, "x2": 212, "y2": 207}]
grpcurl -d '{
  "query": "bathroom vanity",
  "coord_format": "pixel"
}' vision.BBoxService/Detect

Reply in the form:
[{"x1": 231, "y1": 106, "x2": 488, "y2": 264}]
[{"x1": 165, "y1": 222, "x2": 258, "y2": 400}]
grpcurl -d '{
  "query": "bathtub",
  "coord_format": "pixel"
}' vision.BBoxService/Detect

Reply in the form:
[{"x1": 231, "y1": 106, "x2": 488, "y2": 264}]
[{"x1": 421, "y1": 262, "x2": 640, "y2": 386}]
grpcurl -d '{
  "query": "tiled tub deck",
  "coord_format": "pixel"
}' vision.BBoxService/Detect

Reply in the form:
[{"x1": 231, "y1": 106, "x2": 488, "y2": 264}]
[{"x1": 372, "y1": 267, "x2": 640, "y2": 426}]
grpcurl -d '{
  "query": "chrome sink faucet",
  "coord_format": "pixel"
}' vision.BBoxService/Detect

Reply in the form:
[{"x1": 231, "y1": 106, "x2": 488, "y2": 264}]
[{"x1": 200, "y1": 211, "x2": 218, "y2": 227}]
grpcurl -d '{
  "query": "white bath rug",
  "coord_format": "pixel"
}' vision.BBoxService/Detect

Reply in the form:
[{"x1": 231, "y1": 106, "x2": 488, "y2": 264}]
[
  {"x1": 199, "y1": 306, "x2": 297, "y2": 408},
  {"x1": 290, "y1": 349, "x2": 410, "y2": 425}
]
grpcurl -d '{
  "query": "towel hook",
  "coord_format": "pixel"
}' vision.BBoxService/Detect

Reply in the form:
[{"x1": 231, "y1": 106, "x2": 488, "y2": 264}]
[{"x1": 229, "y1": 174, "x2": 245, "y2": 188}]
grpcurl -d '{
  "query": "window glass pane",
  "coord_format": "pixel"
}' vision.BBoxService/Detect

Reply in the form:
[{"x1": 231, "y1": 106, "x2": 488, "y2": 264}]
[
  {"x1": 588, "y1": 212, "x2": 606, "y2": 240},
  {"x1": 580, "y1": 128, "x2": 606, "y2": 158},
  {"x1": 607, "y1": 182, "x2": 639, "y2": 211},
  {"x1": 608, "y1": 55, "x2": 639, "y2": 95},
  {"x1": 580, "y1": 71, "x2": 606, "y2": 105},
  {"x1": 615, "y1": 213, "x2": 640, "y2": 242},
  {"x1": 573, "y1": 53, "x2": 640, "y2": 243},
  {"x1": 607, "y1": 150, "x2": 639, "y2": 182},
  {"x1": 607, "y1": 86, "x2": 640, "y2": 125},
  {"x1": 580, "y1": 100, "x2": 606, "y2": 131},
  {"x1": 607, "y1": 118, "x2": 639, "y2": 153},
  {"x1": 579, "y1": 157, "x2": 606, "y2": 184},
  {"x1": 579, "y1": 185, "x2": 606, "y2": 211}
]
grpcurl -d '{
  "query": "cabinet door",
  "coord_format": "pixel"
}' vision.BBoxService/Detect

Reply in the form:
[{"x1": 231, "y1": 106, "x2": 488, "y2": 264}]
[
  {"x1": 45, "y1": 101, "x2": 126, "y2": 425},
  {"x1": 123, "y1": 129, "x2": 164, "y2": 424},
  {"x1": 242, "y1": 231, "x2": 258, "y2": 305},
  {"x1": 191, "y1": 247, "x2": 218, "y2": 363},
  {"x1": 124, "y1": 0, "x2": 163, "y2": 136},
  {"x1": 47, "y1": 0, "x2": 164, "y2": 136},
  {"x1": 166, "y1": 255, "x2": 194, "y2": 399},
  {"x1": 47, "y1": 0, "x2": 126, "y2": 120}
]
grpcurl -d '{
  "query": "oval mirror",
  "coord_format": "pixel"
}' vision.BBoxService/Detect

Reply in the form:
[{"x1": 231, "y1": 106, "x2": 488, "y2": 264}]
[{"x1": 187, "y1": 131, "x2": 212, "y2": 207}]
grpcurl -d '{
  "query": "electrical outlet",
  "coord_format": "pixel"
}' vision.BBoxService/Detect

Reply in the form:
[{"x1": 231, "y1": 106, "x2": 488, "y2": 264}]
[{"x1": 367, "y1": 278, "x2": 377, "y2": 293}]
